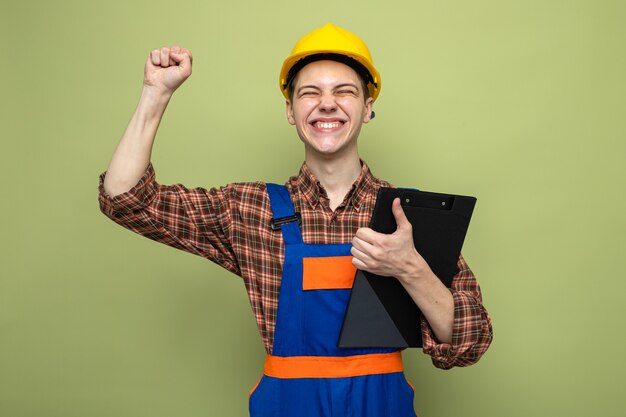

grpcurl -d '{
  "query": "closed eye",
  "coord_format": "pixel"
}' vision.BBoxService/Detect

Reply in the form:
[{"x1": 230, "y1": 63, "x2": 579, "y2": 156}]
[{"x1": 299, "y1": 90, "x2": 319, "y2": 98}]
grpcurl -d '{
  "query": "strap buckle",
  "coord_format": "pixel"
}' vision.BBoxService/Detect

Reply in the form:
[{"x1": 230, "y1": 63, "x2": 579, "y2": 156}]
[{"x1": 270, "y1": 213, "x2": 302, "y2": 231}]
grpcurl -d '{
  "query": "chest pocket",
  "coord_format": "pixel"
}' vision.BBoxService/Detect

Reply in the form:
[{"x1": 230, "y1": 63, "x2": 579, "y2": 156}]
[{"x1": 302, "y1": 256, "x2": 357, "y2": 290}]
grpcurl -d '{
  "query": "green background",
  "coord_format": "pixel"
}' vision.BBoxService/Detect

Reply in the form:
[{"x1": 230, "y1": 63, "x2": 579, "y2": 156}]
[{"x1": 1, "y1": 0, "x2": 625, "y2": 416}]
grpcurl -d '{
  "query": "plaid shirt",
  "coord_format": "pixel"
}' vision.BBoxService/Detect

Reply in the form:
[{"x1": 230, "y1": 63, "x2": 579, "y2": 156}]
[{"x1": 98, "y1": 161, "x2": 492, "y2": 369}]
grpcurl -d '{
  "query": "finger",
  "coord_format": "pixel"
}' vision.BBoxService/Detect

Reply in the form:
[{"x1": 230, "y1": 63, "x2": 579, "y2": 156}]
[
  {"x1": 351, "y1": 247, "x2": 381, "y2": 273},
  {"x1": 392, "y1": 198, "x2": 411, "y2": 230},
  {"x1": 169, "y1": 45, "x2": 181, "y2": 65},
  {"x1": 354, "y1": 227, "x2": 381, "y2": 244},
  {"x1": 182, "y1": 48, "x2": 193, "y2": 63},
  {"x1": 160, "y1": 47, "x2": 170, "y2": 67},
  {"x1": 351, "y1": 247, "x2": 373, "y2": 267},
  {"x1": 351, "y1": 256, "x2": 367, "y2": 270},
  {"x1": 171, "y1": 50, "x2": 192, "y2": 72},
  {"x1": 351, "y1": 236, "x2": 375, "y2": 257},
  {"x1": 150, "y1": 49, "x2": 160, "y2": 66},
  {"x1": 350, "y1": 243, "x2": 373, "y2": 263}
]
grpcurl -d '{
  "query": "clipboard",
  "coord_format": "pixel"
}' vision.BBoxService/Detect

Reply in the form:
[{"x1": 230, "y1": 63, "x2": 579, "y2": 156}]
[{"x1": 338, "y1": 187, "x2": 477, "y2": 348}]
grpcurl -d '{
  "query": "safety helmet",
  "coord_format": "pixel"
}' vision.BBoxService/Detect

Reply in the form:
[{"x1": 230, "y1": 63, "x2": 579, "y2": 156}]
[{"x1": 279, "y1": 23, "x2": 382, "y2": 102}]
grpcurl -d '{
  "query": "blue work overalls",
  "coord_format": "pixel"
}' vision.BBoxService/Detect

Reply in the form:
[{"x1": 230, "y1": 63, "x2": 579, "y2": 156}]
[{"x1": 249, "y1": 184, "x2": 416, "y2": 417}]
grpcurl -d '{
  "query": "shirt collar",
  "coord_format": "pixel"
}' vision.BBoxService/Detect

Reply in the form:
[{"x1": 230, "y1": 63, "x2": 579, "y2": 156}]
[{"x1": 295, "y1": 159, "x2": 375, "y2": 212}]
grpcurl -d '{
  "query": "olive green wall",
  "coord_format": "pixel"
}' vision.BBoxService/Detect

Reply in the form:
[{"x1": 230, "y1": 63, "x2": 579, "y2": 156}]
[{"x1": 1, "y1": 1, "x2": 624, "y2": 416}]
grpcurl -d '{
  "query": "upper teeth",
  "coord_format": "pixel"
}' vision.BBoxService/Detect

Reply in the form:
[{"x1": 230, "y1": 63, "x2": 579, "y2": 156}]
[{"x1": 316, "y1": 122, "x2": 341, "y2": 129}]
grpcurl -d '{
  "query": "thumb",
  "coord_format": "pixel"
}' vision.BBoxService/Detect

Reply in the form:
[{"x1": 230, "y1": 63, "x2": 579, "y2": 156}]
[{"x1": 392, "y1": 198, "x2": 411, "y2": 230}]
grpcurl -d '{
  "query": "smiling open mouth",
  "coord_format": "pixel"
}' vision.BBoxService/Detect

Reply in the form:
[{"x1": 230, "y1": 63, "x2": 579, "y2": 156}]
[{"x1": 314, "y1": 121, "x2": 342, "y2": 129}]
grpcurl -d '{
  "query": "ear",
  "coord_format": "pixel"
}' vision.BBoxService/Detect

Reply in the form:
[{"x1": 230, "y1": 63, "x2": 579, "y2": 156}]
[
  {"x1": 286, "y1": 100, "x2": 296, "y2": 125},
  {"x1": 362, "y1": 97, "x2": 374, "y2": 124}
]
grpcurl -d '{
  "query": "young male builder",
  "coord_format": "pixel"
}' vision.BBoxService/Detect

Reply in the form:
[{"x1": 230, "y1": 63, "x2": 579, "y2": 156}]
[{"x1": 99, "y1": 23, "x2": 493, "y2": 417}]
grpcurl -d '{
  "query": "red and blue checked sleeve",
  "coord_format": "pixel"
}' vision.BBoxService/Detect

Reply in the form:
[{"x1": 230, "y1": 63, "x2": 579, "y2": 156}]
[
  {"x1": 420, "y1": 255, "x2": 493, "y2": 369},
  {"x1": 98, "y1": 163, "x2": 241, "y2": 275}
]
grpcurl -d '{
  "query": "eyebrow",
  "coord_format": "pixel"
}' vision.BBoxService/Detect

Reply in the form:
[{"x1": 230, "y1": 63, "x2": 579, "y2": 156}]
[
  {"x1": 296, "y1": 83, "x2": 360, "y2": 94},
  {"x1": 333, "y1": 83, "x2": 359, "y2": 90}
]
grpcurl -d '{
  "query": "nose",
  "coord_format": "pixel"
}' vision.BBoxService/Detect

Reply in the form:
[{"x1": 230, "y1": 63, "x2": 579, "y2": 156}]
[{"x1": 318, "y1": 93, "x2": 337, "y2": 112}]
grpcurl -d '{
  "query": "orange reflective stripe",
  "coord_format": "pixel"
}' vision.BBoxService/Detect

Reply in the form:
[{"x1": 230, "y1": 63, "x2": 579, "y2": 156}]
[
  {"x1": 263, "y1": 352, "x2": 403, "y2": 379},
  {"x1": 249, "y1": 375, "x2": 263, "y2": 398},
  {"x1": 302, "y1": 256, "x2": 357, "y2": 290}
]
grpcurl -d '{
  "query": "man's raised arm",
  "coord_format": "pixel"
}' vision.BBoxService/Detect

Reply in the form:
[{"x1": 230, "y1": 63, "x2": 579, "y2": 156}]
[{"x1": 103, "y1": 46, "x2": 193, "y2": 197}]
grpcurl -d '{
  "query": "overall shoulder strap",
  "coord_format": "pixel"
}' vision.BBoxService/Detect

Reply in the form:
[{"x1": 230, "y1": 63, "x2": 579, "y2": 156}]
[{"x1": 266, "y1": 183, "x2": 303, "y2": 244}]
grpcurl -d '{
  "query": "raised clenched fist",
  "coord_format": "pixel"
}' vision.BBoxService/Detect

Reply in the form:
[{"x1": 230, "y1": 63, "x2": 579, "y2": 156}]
[{"x1": 143, "y1": 46, "x2": 193, "y2": 94}]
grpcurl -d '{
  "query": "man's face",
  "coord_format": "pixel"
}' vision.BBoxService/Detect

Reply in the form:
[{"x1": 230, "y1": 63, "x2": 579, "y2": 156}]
[{"x1": 286, "y1": 60, "x2": 373, "y2": 159}]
